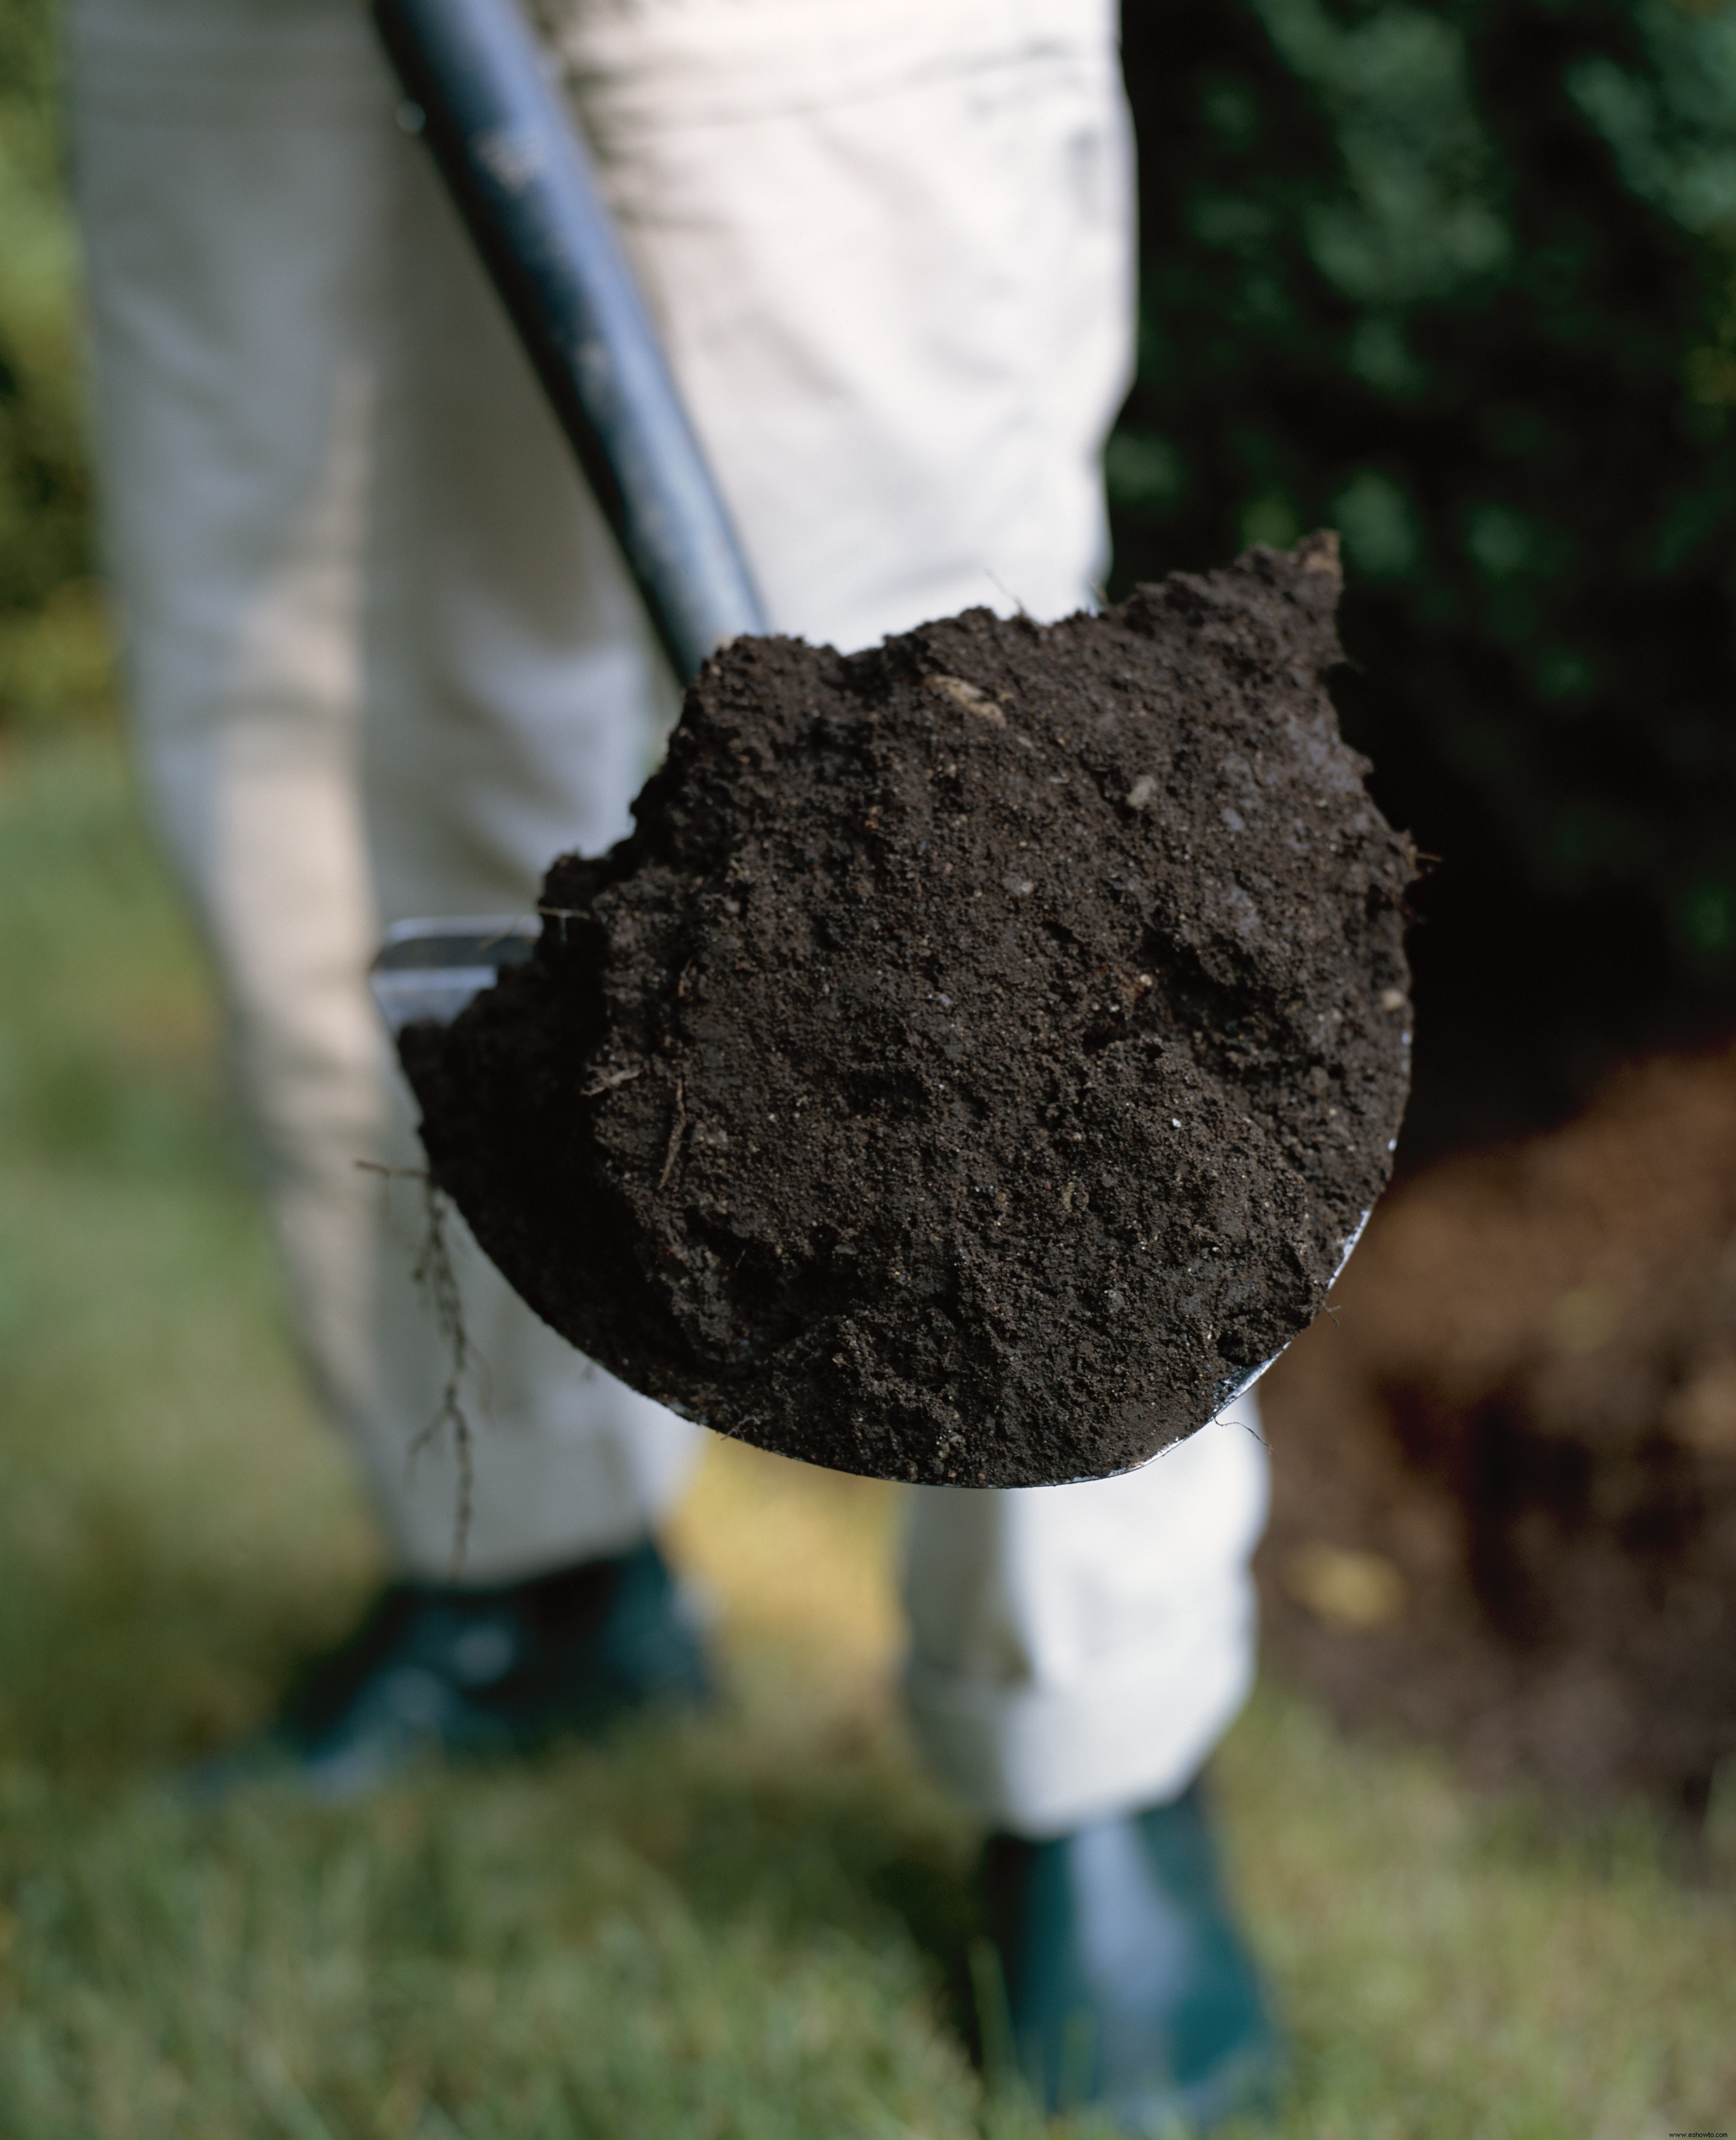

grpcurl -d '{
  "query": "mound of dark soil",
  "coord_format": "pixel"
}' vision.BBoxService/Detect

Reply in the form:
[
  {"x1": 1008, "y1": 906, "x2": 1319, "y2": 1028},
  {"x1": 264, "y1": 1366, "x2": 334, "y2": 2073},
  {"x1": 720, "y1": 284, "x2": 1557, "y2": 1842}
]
[
  {"x1": 1258, "y1": 1046, "x2": 1736, "y2": 1811},
  {"x1": 404, "y1": 536, "x2": 1413, "y2": 1486}
]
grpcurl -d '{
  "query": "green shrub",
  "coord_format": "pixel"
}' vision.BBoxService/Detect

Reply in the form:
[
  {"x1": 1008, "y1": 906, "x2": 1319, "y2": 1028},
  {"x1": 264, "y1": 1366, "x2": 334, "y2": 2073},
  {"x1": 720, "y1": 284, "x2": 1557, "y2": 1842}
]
[
  {"x1": 1114, "y1": 0, "x2": 1736, "y2": 1036},
  {"x1": 0, "y1": 0, "x2": 89, "y2": 619},
  {"x1": 0, "y1": 0, "x2": 109, "y2": 733}
]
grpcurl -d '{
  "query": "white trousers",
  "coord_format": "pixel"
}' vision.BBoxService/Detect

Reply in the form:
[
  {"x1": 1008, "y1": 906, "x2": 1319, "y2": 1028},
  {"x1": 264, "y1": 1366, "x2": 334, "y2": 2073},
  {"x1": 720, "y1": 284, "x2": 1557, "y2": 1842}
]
[{"x1": 69, "y1": 0, "x2": 1270, "y2": 1837}]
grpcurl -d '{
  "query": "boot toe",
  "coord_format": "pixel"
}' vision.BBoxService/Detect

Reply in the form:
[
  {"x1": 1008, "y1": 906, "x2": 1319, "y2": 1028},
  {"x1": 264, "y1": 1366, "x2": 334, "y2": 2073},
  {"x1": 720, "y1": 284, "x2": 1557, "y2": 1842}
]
[{"x1": 982, "y1": 1781, "x2": 1282, "y2": 2133}]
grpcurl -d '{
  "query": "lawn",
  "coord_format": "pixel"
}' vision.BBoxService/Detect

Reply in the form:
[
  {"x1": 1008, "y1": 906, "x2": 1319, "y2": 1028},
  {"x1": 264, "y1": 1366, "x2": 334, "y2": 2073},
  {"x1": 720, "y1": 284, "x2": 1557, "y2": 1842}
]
[{"x1": 1, "y1": 727, "x2": 1732, "y2": 2138}]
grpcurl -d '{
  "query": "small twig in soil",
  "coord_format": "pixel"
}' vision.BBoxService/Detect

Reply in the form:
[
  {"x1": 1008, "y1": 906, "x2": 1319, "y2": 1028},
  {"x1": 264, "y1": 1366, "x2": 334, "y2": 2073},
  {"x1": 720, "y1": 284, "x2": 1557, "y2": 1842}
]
[
  {"x1": 581, "y1": 1061, "x2": 644, "y2": 1097},
  {"x1": 356, "y1": 1159, "x2": 476, "y2": 1575},
  {"x1": 537, "y1": 903, "x2": 586, "y2": 945},
  {"x1": 406, "y1": 1176, "x2": 476, "y2": 1577},
  {"x1": 658, "y1": 1077, "x2": 687, "y2": 1189}
]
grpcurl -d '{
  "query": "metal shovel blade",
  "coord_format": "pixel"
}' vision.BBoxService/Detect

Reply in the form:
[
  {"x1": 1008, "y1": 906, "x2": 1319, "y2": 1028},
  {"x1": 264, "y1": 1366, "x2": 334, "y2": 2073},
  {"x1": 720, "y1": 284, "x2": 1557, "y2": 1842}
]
[{"x1": 369, "y1": 915, "x2": 539, "y2": 1036}]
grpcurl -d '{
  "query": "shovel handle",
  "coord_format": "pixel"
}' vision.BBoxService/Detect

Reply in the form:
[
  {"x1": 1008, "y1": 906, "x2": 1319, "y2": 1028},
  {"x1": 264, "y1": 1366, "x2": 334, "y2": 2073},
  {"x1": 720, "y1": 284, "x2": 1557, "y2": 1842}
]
[{"x1": 373, "y1": 0, "x2": 768, "y2": 680}]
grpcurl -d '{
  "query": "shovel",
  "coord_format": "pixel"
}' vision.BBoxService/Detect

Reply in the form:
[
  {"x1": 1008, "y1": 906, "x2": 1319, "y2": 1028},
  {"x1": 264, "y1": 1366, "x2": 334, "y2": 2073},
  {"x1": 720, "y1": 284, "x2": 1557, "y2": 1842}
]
[
  {"x1": 366, "y1": 0, "x2": 767, "y2": 1036},
  {"x1": 364, "y1": 0, "x2": 1408, "y2": 1486}
]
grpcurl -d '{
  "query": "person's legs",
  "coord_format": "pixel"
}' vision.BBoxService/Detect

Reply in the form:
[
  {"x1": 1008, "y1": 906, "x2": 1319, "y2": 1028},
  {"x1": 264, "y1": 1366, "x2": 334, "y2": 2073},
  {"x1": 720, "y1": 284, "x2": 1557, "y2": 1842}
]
[
  {"x1": 69, "y1": 0, "x2": 703, "y2": 1588},
  {"x1": 78, "y1": 5, "x2": 1276, "y2": 2097}
]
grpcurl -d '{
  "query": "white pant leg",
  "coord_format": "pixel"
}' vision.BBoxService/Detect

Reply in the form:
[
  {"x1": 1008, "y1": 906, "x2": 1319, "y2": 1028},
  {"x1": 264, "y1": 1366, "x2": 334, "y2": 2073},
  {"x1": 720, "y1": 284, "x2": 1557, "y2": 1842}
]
[
  {"x1": 69, "y1": 0, "x2": 701, "y2": 1581},
  {"x1": 903, "y1": 1395, "x2": 1271, "y2": 1836},
  {"x1": 547, "y1": 0, "x2": 1268, "y2": 1832}
]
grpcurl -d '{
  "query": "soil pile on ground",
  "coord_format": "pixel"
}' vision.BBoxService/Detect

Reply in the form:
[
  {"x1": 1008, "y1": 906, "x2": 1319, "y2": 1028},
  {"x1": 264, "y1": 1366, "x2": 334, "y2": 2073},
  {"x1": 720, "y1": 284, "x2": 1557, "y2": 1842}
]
[
  {"x1": 404, "y1": 536, "x2": 1413, "y2": 1486},
  {"x1": 1258, "y1": 1046, "x2": 1736, "y2": 1811}
]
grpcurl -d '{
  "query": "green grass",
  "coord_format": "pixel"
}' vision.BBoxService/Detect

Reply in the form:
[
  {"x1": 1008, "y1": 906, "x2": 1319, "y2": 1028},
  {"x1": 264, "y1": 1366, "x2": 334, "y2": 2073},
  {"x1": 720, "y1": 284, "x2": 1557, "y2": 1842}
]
[{"x1": 1, "y1": 728, "x2": 1733, "y2": 2138}]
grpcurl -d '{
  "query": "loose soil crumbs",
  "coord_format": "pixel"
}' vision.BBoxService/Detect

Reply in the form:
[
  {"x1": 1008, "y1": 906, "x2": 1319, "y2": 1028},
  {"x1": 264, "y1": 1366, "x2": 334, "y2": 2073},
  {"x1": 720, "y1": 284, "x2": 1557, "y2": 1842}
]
[{"x1": 404, "y1": 537, "x2": 1413, "y2": 1486}]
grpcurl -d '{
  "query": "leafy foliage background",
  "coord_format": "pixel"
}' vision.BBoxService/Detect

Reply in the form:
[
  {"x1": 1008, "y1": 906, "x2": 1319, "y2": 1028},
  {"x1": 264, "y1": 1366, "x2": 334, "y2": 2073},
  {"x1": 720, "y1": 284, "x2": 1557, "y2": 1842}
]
[
  {"x1": 0, "y1": 0, "x2": 82, "y2": 608},
  {"x1": 1114, "y1": 0, "x2": 1736, "y2": 1143},
  {"x1": 0, "y1": 0, "x2": 108, "y2": 732}
]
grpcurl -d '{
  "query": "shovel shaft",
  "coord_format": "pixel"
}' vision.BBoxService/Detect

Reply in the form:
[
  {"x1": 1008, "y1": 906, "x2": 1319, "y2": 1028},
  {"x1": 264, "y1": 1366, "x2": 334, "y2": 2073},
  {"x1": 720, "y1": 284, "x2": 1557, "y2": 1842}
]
[{"x1": 373, "y1": 0, "x2": 768, "y2": 680}]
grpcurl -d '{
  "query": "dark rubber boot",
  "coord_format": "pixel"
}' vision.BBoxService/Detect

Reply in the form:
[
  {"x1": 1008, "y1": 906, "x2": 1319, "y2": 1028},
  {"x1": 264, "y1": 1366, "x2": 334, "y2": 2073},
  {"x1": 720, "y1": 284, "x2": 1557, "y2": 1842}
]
[
  {"x1": 210, "y1": 1538, "x2": 710, "y2": 1799},
  {"x1": 981, "y1": 1781, "x2": 1283, "y2": 2133}
]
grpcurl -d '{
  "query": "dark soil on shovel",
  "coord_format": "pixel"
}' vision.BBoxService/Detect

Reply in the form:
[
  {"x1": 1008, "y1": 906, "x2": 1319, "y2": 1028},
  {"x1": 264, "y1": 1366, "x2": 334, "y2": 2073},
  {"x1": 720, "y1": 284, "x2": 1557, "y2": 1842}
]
[{"x1": 402, "y1": 536, "x2": 1414, "y2": 1486}]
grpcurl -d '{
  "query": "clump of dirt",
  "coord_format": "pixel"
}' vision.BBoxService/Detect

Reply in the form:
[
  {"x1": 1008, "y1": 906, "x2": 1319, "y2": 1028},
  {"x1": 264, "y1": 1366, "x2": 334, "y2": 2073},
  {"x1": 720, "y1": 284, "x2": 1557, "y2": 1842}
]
[
  {"x1": 1258, "y1": 1046, "x2": 1736, "y2": 1811},
  {"x1": 404, "y1": 537, "x2": 1413, "y2": 1486}
]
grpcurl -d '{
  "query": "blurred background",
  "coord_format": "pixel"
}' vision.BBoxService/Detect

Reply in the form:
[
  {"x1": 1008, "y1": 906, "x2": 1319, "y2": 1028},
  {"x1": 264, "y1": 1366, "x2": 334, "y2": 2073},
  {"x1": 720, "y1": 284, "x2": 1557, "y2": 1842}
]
[
  {"x1": 2, "y1": 0, "x2": 1735, "y2": 2131},
  {"x1": 1114, "y1": 0, "x2": 1736, "y2": 1158}
]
